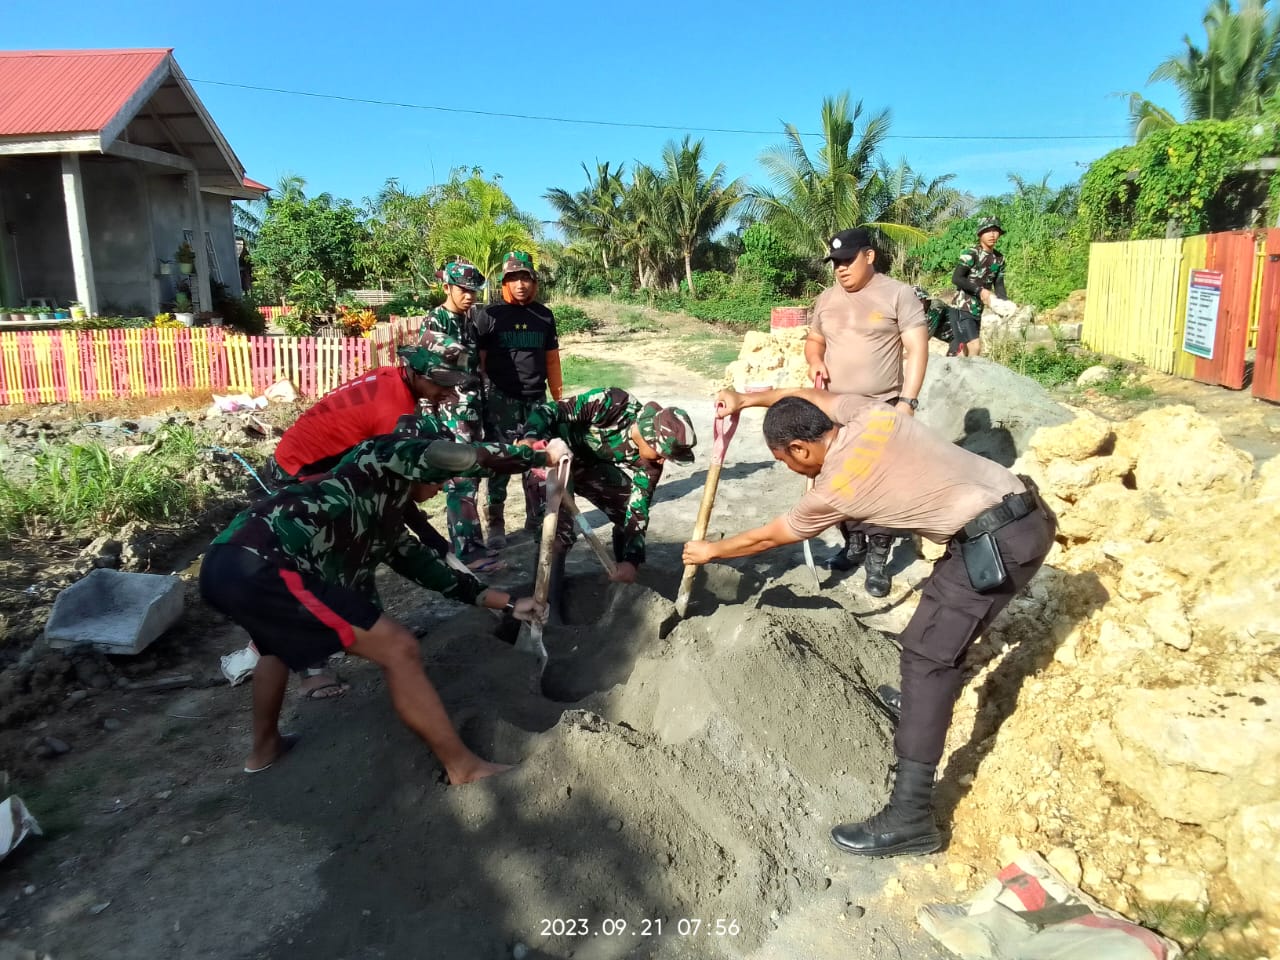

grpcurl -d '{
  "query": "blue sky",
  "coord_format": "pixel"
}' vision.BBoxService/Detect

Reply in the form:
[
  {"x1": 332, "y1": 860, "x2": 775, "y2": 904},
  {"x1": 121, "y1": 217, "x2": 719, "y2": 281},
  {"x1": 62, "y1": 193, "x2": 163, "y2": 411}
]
[{"x1": 6, "y1": 0, "x2": 1209, "y2": 226}]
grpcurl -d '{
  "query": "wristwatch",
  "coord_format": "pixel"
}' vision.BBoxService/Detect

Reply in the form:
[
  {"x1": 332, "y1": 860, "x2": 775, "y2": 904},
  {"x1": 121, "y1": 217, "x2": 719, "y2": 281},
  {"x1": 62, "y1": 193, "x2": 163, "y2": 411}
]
[
  {"x1": 901, "y1": 397, "x2": 920, "y2": 411},
  {"x1": 502, "y1": 600, "x2": 516, "y2": 616}
]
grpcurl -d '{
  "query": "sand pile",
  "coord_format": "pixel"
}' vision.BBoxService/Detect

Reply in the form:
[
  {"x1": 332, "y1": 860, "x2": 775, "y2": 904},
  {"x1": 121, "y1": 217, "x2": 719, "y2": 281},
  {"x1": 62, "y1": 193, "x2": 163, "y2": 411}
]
[{"x1": 937, "y1": 404, "x2": 1280, "y2": 953}]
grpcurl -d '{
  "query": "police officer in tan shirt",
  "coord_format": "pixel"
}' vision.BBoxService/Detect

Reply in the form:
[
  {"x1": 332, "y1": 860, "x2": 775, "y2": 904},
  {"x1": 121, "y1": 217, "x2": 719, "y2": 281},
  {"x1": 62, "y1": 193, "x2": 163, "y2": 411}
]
[
  {"x1": 805, "y1": 228, "x2": 929, "y2": 597},
  {"x1": 682, "y1": 387, "x2": 1056, "y2": 859}
]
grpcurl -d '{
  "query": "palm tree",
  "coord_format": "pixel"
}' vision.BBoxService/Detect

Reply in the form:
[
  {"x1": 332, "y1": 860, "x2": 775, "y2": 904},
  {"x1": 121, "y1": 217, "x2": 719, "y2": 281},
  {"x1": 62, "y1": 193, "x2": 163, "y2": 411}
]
[
  {"x1": 434, "y1": 172, "x2": 534, "y2": 282},
  {"x1": 545, "y1": 161, "x2": 626, "y2": 277},
  {"x1": 1127, "y1": 0, "x2": 1280, "y2": 138},
  {"x1": 656, "y1": 136, "x2": 745, "y2": 295}
]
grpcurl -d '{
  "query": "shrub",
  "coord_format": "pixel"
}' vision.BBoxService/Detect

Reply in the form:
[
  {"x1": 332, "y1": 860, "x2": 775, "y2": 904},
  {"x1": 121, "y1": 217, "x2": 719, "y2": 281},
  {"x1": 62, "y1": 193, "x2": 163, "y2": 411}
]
[{"x1": 553, "y1": 304, "x2": 602, "y2": 335}]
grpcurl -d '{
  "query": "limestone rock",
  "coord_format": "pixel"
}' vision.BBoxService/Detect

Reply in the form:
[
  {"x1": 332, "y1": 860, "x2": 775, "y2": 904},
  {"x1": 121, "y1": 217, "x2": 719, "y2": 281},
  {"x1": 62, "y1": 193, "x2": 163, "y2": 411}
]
[
  {"x1": 1114, "y1": 406, "x2": 1253, "y2": 498},
  {"x1": 1226, "y1": 802, "x2": 1280, "y2": 922},
  {"x1": 1094, "y1": 685, "x2": 1280, "y2": 825},
  {"x1": 1135, "y1": 864, "x2": 1208, "y2": 906},
  {"x1": 1042, "y1": 455, "x2": 1134, "y2": 502},
  {"x1": 1046, "y1": 846, "x2": 1083, "y2": 887},
  {"x1": 1026, "y1": 412, "x2": 1114, "y2": 462},
  {"x1": 1076, "y1": 365, "x2": 1113, "y2": 388}
]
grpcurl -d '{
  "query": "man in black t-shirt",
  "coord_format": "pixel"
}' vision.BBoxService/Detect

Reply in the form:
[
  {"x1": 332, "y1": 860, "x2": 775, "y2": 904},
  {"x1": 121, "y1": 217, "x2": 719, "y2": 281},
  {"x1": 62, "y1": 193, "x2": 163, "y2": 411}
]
[{"x1": 474, "y1": 250, "x2": 564, "y2": 548}]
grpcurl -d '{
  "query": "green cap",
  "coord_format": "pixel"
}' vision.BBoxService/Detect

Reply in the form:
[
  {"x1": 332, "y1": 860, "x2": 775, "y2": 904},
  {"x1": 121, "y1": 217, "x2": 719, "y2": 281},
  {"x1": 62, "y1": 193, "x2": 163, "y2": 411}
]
[
  {"x1": 637, "y1": 402, "x2": 697, "y2": 463},
  {"x1": 976, "y1": 216, "x2": 1004, "y2": 237},
  {"x1": 501, "y1": 250, "x2": 536, "y2": 278},
  {"x1": 437, "y1": 259, "x2": 486, "y2": 290}
]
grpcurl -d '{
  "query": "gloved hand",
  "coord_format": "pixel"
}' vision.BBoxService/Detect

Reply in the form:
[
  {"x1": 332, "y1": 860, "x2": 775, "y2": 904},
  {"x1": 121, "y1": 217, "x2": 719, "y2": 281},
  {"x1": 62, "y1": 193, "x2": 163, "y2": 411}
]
[
  {"x1": 545, "y1": 439, "x2": 570, "y2": 465},
  {"x1": 512, "y1": 597, "x2": 548, "y2": 624}
]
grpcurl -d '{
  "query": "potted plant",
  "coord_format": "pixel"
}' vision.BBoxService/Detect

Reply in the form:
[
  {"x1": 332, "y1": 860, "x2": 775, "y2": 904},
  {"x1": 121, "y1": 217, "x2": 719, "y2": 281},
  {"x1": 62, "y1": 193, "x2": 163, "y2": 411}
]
[
  {"x1": 70, "y1": 302, "x2": 87, "y2": 320},
  {"x1": 174, "y1": 293, "x2": 195, "y2": 327},
  {"x1": 176, "y1": 242, "x2": 196, "y2": 275},
  {"x1": 36, "y1": 307, "x2": 53, "y2": 321},
  {"x1": 53, "y1": 307, "x2": 70, "y2": 320},
  {"x1": 159, "y1": 260, "x2": 172, "y2": 276},
  {"x1": 0, "y1": 307, "x2": 11, "y2": 322}
]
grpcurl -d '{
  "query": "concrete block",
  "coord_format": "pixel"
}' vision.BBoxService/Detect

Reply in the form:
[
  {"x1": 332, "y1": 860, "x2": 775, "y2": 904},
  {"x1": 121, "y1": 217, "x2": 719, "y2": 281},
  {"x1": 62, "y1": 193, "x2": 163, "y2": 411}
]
[{"x1": 44, "y1": 569, "x2": 185, "y2": 655}]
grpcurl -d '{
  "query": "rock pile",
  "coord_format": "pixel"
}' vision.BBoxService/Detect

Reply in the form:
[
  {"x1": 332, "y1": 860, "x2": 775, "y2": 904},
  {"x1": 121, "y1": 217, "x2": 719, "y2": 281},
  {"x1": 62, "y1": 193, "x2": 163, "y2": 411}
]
[{"x1": 942, "y1": 404, "x2": 1280, "y2": 953}]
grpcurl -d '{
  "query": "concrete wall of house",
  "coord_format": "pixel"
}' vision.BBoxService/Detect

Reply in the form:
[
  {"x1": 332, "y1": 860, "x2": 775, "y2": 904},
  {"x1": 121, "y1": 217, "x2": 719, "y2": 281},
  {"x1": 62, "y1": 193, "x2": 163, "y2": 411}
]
[
  {"x1": 82, "y1": 156, "x2": 155, "y2": 315},
  {"x1": 147, "y1": 173, "x2": 190, "y2": 310},
  {"x1": 0, "y1": 156, "x2": 74, "y2": 306},
  {"x1": 202, "y1": 194, "x2": 242, "y2": 298}
]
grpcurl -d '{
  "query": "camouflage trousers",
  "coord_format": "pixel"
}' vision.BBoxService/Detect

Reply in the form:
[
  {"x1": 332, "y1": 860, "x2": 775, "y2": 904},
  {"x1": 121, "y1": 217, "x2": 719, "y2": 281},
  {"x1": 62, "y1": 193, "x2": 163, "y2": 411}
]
[
  {"x1": 485, "y1": 390, "x2": 546, "y2": 531},
  {"x1": 441, "y1": 392, "x2": 486, "y2": 559},
  {"x1": 554, "y1": 461, "x2": 639, "y2": 564}
]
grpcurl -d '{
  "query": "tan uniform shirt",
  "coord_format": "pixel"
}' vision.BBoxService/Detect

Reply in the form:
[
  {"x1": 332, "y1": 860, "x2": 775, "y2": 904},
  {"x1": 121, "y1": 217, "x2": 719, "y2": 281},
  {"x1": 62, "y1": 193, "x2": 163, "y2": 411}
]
[
  {"x1": 810, "y1": 273, "x2": 927, "y2": 402},
  {"x1": 785, "y1": 395, "x2": 1024, "y2": 543}
]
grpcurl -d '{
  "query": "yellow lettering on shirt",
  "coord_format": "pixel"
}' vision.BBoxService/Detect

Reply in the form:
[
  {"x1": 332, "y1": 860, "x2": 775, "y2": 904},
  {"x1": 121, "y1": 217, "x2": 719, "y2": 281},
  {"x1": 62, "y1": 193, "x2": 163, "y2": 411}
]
[{"x1": 829, "y1": 410, "x2": 896, "y2": 497}]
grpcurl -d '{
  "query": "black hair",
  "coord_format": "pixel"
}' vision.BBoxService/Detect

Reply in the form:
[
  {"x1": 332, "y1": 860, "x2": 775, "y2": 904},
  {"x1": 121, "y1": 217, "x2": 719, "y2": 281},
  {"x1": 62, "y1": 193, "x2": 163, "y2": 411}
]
[{"x1": 763, "y1": 397, "x2": 835, "y2": 450}]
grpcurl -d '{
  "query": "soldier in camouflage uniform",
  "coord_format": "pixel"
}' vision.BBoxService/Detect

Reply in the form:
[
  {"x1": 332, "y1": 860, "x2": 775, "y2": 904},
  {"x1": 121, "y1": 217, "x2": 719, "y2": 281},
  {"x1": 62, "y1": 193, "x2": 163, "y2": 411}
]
[
  {"x1": 418, "y1": 259, "x2": 497, "y2": 571},
  {"x1": 200, "y1": 429, "x2": 568, "y2": 783},
  {"x1": 475, "y1": 251, "x2": 563, "y2": 548},
  {"x1": 520, "y1": 386, "x2": 697, "y2": 618},
  {"x1": 949, "y1": 217, "x2": 1007, "y2": 358}
]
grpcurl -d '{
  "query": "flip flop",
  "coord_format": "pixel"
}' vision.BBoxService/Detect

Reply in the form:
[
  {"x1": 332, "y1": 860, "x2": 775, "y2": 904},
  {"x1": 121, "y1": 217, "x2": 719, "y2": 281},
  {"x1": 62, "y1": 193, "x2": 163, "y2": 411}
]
[
  {"x1": 465, "y1": 554, "x2": 507, "y2": 574},
  {"x1": 244, "y1": 733, "x2": 301, "y2": 774},
  {"x1": 298, "y1": 679, "x2": 350, "y2": 701}
]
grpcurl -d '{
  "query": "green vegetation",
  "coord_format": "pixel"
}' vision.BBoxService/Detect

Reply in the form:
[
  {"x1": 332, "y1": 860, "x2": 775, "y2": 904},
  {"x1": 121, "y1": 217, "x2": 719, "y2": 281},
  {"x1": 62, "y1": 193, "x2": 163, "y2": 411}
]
[
  {"x1": 553, "y1": 304, "x2": 603, "y2": 336},
  {"x1": 615, "y1": 307, "x2": 660, "y2": 333},
  {"x1": 0, "y1": 425, "x2": 219, "y2": 537},
  {"x1": 559, "y1": 355, "x2": 635, "y2": 391},
  {"x1": 677, "y1": 332, "x2": 742, "y2": 381},
  {"x1": 1132, "y1": 900, "x2": 1262, "y2": 960}
]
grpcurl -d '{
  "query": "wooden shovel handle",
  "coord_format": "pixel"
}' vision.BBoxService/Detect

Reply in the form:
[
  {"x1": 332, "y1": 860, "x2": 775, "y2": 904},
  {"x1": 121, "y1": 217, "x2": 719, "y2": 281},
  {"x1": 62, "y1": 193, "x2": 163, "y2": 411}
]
[
  {"x1": 533, "y1": 457, "x2": 571, "y2": 605},
  {"x1": 674, "y1": 459, "x2": 724, "y2": 616}
]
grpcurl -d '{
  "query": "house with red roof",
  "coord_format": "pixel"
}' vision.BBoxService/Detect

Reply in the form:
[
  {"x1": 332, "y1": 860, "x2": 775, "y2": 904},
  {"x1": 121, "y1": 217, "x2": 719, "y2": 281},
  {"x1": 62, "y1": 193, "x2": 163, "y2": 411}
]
[{"x1": 0, "y1": 48, "x2": 268, "y2": 317}]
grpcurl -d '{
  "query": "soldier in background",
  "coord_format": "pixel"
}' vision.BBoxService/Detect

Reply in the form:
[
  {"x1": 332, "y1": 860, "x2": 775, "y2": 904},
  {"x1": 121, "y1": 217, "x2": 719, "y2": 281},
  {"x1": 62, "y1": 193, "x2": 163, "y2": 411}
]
[
  {"x1": 949, "y1": 217, "x2": 1008, "y2": 358},
  {"x1": 474, "y1": 251, "x2": 563, "y2": 549},
  {"x1": 519, "y1": 387, "x2": 697, "y2": 619},
  {"x1": 418, "y1": 260, "x2": 501, "y2": 572}
]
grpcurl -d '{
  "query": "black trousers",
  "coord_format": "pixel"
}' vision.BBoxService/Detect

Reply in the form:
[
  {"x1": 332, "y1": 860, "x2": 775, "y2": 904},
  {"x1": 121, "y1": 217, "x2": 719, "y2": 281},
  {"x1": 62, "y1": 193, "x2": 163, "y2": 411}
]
[{"x1": 894, "y1": 504, "x2": 1057, "y2": 764}]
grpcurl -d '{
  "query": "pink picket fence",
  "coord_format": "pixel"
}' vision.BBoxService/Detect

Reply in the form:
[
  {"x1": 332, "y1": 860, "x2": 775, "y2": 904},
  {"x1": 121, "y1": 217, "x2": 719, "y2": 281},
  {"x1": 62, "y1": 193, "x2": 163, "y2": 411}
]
[{"x1": 0, "y1": 318, "x2": 420, "y2": 405}]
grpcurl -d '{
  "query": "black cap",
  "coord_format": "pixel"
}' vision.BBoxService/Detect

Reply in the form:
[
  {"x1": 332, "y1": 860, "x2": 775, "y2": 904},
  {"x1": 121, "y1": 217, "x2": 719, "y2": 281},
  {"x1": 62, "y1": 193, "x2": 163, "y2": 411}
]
[{"x1": 823, "y1": 228, "x2": 874, "y2": 262}]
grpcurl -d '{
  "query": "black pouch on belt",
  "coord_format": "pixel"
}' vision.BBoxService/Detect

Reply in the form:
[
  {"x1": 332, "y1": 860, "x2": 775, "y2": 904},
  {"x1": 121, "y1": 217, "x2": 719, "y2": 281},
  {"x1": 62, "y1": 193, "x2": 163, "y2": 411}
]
[{"x1": 961, "y1": 531, "x2": 1008, "y2": 592}]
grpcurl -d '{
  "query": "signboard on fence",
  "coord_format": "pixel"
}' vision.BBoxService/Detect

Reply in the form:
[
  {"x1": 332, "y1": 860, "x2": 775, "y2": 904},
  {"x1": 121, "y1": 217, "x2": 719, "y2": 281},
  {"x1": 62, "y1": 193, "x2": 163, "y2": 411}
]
[{"x1": 1183, "y1": 269, "x2": 1223, "y2": 360}]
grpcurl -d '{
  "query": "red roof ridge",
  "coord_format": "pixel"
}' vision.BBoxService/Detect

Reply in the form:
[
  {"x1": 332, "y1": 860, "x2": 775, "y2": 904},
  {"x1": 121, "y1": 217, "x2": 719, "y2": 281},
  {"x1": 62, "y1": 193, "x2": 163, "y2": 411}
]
[{"x1": 0, "y1": 49, "x2": 173, "y2": 58}]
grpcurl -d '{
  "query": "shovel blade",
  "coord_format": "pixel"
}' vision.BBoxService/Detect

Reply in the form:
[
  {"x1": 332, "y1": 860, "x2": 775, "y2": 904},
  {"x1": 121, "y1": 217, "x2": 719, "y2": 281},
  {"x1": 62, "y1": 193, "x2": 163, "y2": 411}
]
[
  {"x1": 802, "y1": 539, "x2": 820, "y2": 589},
  {"x1": 515, "y1": 623, "x2": 548, "y2": 678}
]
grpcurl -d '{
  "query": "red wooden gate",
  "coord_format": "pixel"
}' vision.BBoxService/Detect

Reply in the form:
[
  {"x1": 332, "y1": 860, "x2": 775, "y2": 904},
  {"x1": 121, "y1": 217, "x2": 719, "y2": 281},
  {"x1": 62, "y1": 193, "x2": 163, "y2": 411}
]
[{"x1": 1198, "y1": 231, "x2": 1254, "y2": 389}]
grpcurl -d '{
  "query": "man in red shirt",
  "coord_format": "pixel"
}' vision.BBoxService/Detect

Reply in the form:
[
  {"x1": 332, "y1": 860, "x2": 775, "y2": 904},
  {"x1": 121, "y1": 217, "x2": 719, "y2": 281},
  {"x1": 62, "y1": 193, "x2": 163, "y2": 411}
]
[{"x1": 261, "y1": 332, "x2": 472, "y2": 699}]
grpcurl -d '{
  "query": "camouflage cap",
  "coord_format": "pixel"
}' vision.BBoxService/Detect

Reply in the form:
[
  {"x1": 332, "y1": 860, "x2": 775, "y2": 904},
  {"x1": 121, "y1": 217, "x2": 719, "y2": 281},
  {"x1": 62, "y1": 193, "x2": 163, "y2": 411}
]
[
  {"x1": 976, "y1": 216, "x2": 1004, "y2": 237},
  {"x1": 399, "y1": 329, "x2": 474, "y2": 387},
  {"x1": 501, "y1": 250, "x2": 537, "y2": 278},
  {"x1": 637, "y1": 402, "x2": 697, "y2": 463},
  {"x1": 437, "y1": 259, "x2": 486, "y2": 291}
]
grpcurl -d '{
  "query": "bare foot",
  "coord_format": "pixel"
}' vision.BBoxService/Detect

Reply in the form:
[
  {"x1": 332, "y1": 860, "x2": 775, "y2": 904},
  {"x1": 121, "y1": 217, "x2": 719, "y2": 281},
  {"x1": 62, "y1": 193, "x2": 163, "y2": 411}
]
[
  {"x1": 446, "y1": 757, "x2": 514, "y2": 785},
  {"x1": 244, "y1": 732, "x2": 301, "y2": 774}
]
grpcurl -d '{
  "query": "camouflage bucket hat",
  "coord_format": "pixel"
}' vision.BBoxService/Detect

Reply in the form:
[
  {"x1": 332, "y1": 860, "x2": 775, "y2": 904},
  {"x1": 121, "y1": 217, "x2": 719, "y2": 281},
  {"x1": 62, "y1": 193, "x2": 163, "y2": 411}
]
[
  {"x1": 637, "y1": 402, "x2": 697, "y2": 463},
  {"x1": 437, "y1": 259, "x2": 486, "y2": 291},
  {"x1": 501, "y1": 250, "x2": 536, "y2": 278},
  {"x1": 399, "y1": 330, "x2": 475, "y2": 388},
  {"x1": 976, "y1": 216, "x2": 1004, "y2": 237}
]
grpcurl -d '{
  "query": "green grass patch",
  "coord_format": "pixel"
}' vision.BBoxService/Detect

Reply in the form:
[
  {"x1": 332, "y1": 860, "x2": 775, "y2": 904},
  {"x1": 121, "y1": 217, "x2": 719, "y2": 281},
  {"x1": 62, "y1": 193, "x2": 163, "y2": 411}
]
[
  {"x1": 677, "y1": 333, "x2": 743, "y2": 382},
  {"x1": 0, "y1": 424, "x2": 219, "y2": 537},
  {"x1": 20, "y1": 765, "x2": 103, "y2": 837},
  {"x1": 987, "y1": 338, "x2": 1156, "y2": 399},
  {"x1": 560, "y1": 355, "x2": 635, "y2": 391},
  {"x1": 616, "y1": 308, "x2": 660, "y2": 333}
]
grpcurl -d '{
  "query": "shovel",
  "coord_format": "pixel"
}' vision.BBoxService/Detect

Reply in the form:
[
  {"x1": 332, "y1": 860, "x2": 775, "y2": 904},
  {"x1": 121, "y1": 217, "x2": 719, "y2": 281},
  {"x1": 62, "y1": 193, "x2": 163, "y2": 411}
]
[
  {"x1": 562, "y1": 496, "x2": 618, "y2": 578},
  {"x1": 674, "y1": 408, "x2": 740, "y2": 618},
  {"x1": 800, "y1": 373, "x2": 827, "y2": 589},
  {"x1": 516, "y1": 455, "x2": 573, "y2": 677}
]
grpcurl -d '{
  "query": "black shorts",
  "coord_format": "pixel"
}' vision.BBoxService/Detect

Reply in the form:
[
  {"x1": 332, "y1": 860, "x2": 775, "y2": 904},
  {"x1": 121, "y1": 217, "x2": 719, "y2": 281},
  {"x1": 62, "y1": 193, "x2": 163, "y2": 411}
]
[
  {"x1": 951, "y1": 309, "x2": 981, "y2": 344},
  {"x1": 199, "y1": 544, "x2": 381, "y2": 670}
]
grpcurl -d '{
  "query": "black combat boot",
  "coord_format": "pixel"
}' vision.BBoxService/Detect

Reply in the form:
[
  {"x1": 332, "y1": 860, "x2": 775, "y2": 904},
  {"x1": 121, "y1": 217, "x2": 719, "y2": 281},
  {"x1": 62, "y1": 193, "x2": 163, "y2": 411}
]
[
  {"x1": 830, "y1": 757, "x2": 942, "y2": 858},
  {"x1": 863, "y1": 534, "x2": 893, "y2": 597},
  {"x1": 876, "y1": 684, "x2": 902, "y2": 723},
  {"x1": 825, "y1": 529, "x2": 868, "y2": 572}
]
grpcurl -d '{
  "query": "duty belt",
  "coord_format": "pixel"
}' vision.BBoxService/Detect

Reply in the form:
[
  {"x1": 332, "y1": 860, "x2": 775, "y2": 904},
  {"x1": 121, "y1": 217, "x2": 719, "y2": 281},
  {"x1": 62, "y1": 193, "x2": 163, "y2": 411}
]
[{"x1": 957, "y1": 482, "x2": 1040, "y2": 542}]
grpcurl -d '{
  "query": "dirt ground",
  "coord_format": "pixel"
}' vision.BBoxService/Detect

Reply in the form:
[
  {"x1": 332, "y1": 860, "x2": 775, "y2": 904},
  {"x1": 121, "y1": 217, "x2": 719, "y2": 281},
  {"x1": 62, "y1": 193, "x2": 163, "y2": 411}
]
[{"x1": 0, "y1": 323, "x2": 1276, "y2": 959}]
